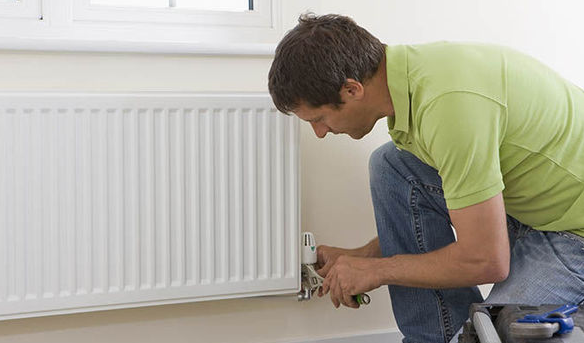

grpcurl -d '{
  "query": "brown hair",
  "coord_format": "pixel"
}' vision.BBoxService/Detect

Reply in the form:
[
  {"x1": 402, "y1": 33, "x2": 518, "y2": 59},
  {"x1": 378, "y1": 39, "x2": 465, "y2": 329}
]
[{"x1": 268, "y1": 13, "x2": 385, "y2": 114}]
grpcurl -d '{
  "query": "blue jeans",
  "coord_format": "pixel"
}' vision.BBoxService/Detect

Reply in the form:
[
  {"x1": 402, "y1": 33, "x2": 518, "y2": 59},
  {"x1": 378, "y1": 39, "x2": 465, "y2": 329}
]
[{"x1": 369, "y1": 141, "x2": 584, "y2": 343}]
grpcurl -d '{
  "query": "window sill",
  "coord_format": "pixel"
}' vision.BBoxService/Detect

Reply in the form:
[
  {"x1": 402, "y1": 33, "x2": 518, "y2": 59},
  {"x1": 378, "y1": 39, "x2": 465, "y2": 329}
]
[{"x1": 0, "y1": 37, "x2": 276, "y2": 56}]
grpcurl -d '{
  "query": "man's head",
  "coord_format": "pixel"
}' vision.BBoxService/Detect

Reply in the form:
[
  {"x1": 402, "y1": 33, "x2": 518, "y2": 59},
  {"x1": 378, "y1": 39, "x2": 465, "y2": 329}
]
[{"x1": 268, "y1": 13, "x2": 389, "y2": 139}]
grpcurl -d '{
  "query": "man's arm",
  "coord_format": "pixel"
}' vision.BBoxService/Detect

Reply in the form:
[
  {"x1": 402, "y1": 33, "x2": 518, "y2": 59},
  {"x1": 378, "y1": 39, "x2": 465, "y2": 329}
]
[
  {"x1": 377, "y1": 192, "x2": 509, "y2": 288},
  {"x1": 354, "y1": 237, "x2": 382, "y2": 258},
  {"x1": 321, "y1": 193, "x2": 509, "y2": 308}
]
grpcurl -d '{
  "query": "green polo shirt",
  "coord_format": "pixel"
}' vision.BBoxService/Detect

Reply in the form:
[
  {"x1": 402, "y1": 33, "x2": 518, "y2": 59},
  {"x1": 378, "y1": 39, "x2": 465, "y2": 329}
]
[{"x1": 385, "y1": 42, "x2": 584, "y2": 237}]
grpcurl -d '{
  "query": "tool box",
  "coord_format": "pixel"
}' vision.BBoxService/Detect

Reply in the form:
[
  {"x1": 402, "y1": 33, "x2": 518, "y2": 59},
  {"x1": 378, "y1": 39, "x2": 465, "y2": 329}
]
[{"x1": 458, "y1": 303, "x2": 584, "y2": 343}]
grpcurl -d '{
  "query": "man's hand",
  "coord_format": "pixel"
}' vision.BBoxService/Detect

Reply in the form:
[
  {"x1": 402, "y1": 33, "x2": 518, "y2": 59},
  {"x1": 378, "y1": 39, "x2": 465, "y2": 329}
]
[
  {"x1": 320, "y1": 255, "x2": 381, "y2": 309},
  {"x1": 316, "y1": 239, "x2": 382, "y2": 279},
  {"x1": 316, "y1": 245, "x2": 356, "y2": 277}
]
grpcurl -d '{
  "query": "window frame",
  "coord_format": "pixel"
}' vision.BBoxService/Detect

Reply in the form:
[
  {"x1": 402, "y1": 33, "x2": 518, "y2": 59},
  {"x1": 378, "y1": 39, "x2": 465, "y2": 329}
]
[{"x1": 0, "y1": 0, "x2": 280, "y2": 55}]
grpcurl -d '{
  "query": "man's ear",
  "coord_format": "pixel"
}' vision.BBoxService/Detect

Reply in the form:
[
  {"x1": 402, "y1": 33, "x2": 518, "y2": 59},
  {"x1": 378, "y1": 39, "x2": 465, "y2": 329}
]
[{"x1": 341, "y1": 78, "x2": 365, "y2": 101}]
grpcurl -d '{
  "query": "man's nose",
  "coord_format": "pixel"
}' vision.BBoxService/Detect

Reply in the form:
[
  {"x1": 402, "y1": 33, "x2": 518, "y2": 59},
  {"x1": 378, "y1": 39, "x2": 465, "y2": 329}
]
[{"x1": 310, "y1": 122, "x2": 329, "y2": 138}]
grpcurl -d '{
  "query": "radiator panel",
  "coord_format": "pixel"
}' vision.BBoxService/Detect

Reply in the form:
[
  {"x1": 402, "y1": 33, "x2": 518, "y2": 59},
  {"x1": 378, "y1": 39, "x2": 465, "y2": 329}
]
[{"x1": 0, "y1": 93, "x2": 300, "y2": 320}]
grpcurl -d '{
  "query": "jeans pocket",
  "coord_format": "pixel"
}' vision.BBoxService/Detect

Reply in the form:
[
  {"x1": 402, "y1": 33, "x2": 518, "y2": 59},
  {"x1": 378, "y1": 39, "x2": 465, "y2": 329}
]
[{"x1": 551, "y1": 231, "x2": 584, "y2": 278}]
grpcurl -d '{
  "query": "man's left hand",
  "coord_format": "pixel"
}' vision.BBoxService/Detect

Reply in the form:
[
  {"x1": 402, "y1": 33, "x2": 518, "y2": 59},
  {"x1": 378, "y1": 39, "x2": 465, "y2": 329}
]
[{"x1": 319, "y1": 255, "x2": 382, "y2": 309}]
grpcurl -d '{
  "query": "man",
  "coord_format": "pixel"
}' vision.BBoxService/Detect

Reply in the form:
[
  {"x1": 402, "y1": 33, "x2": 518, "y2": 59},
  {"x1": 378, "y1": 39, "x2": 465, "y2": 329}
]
[{"x1": 268, "y1": 13, "x2": 584, "y2": 343}]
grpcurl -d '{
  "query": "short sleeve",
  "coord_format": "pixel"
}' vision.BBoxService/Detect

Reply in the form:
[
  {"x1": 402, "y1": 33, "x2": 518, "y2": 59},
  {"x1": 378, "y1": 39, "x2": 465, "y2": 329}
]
[{"x1": 419, "y1": 92, "x2": 506, "y2": 209}]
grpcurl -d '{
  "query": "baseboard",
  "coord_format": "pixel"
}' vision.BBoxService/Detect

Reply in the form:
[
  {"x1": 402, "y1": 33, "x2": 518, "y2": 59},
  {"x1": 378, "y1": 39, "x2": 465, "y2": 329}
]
[{"x1": 284, "y1": 329, "x2": 403, "y2": 343}]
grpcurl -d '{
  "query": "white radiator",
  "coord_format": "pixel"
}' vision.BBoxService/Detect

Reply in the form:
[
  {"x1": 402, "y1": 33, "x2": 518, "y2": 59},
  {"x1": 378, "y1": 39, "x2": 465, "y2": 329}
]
[{"x1": 0, "y1": 93, "x2": 300, "y2": 320}]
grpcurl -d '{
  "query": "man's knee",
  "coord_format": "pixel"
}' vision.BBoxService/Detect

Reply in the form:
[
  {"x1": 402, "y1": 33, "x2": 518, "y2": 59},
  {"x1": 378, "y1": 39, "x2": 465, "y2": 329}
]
[{"x1": 369, "y1": 141, "x2": 398, "y2": 181}]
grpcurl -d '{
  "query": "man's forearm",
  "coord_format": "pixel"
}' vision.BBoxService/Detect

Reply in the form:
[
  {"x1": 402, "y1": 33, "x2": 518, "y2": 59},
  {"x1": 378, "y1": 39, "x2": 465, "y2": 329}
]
[
  {"x1": 374, "y1": 241, "x2": 508, "y2": 289},
  {"x1": 342, "y1": 236, "x2": 503, "y2": 288},
  {"x1": 354, "y1": 237, "x2": 382, "y2": 258}
]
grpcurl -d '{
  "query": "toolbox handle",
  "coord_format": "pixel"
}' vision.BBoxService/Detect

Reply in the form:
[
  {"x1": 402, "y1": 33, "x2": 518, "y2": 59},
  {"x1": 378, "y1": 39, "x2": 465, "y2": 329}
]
[{"x1": 473, "y1": 311, "x2": 503, "y2": 343}]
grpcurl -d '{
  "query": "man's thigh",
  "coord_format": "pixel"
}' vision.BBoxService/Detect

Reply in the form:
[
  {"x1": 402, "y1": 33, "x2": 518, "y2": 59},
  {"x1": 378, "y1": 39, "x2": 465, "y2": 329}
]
[{"x1": 486, "y1": 228, "x2": 584, "y2": 305}]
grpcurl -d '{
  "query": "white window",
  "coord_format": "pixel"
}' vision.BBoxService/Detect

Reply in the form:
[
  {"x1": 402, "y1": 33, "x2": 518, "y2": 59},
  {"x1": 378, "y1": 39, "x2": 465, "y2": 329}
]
[
  {"x1": 0, "y1": 0, "x2": 41, "y2": 19},
  {"x1": 0, "y1": 0, "x2": 280, "y2": 54},
  {"x1": 90, "y1": 0, "x2": 250, "y2": 12}
]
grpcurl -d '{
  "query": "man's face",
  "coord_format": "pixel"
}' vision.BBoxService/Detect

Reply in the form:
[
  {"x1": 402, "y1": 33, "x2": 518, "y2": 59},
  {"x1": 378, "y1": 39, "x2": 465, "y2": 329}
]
[
  {"x1": 291, "y1": 78, "x2": 390, "y2": 140},
  {"x1": 294, "y1": 104, "x2": 371, "y2": 139},
  {"x1": 293, "y1": 101, "x2": 376, "y2": 140}
]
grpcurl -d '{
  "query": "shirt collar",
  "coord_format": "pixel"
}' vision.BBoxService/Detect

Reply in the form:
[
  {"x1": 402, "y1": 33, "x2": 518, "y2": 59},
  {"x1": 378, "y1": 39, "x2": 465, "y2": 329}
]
[{"x1": 385, "y1": 45, "x2": 410, "y2": 133}]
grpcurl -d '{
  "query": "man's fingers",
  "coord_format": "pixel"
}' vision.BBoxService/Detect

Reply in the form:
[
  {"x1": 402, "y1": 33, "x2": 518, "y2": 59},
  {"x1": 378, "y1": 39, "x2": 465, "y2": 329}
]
[
  {"x1": 338, "y1": 284, "x2": 355, "y2": 309},
  {"x1": 338, "y1": 293, "x2": 349, "y2": 308},
  {"x1": 327, "y1": 273, "x2": 341, "y2": 308},
  {"x1": 316, "y1": 263, "x2": 330, "y2": 278},
  {"x1": 325, "y1": 271, "x2": 337, "y2": 296},
  {"x1": 321, "y1": 276, "x2": 330, "y2": 295},
  {"x1": 343, "y1": 292, "x2": 359, "y2": 309},
  {"x1": 330, "y1": 282, "x2": 341, "y2": 308},
  {"x1": 331, "y1": 295, "x2": 340, "y2": 308},
  {"x1": 316, "y1": 245, "x2": 327, "y2": 263}
]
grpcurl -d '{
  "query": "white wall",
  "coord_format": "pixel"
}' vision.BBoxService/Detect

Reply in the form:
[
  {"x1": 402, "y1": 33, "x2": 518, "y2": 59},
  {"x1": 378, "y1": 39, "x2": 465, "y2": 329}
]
[
  {"x1": 322, "y1": 0, "x2": 584, "y2": 86},
  {"x1": 0, "y1": 0, "x2": 582, "y2": 342}
]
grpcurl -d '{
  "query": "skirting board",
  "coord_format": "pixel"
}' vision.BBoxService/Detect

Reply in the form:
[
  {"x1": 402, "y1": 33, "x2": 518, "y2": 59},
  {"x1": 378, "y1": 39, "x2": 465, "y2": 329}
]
[{"x1": 285, "y1": 329, "x2": 403, "y2": 343}]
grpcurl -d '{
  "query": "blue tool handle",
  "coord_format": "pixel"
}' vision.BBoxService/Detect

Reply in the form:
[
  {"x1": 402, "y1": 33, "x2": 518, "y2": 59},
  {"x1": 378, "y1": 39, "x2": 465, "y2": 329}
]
[
  {"x1": 520, "y1": 304, "x2": 579, "y2": 321},
  {"x1": 543, "y1": 304, "x2": 579, "y2": 318},
  {"x1": 518, "y1": 304, "x2": 579, "y2": 334}
]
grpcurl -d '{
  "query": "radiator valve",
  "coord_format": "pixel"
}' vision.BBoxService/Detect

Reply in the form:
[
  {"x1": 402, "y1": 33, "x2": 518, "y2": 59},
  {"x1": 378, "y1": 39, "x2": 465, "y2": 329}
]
[{"x1": 297, "y1": 232, "x2": 370, "y2": 306}]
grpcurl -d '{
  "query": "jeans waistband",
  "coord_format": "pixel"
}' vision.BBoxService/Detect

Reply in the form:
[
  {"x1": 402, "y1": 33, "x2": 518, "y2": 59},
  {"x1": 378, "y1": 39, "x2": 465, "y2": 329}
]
[{"x1": 557, "y1": 231, "x2": 584, "y2": 245}]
